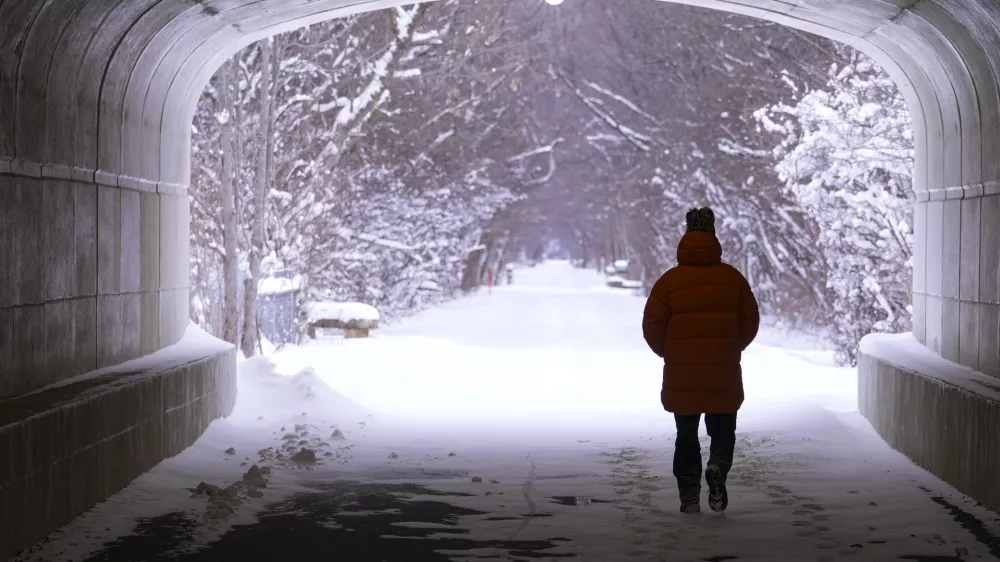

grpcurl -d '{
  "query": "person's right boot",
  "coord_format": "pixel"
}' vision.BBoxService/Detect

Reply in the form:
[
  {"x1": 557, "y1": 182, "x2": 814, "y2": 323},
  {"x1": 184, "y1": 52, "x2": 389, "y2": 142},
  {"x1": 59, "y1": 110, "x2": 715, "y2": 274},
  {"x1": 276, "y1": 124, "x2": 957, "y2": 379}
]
[
  {"x1": 705, "y1": 464, "x2": 728, "y2": 512},
  {"x1": 678, "y1": 484, "x2": 701, "y2": 513}
]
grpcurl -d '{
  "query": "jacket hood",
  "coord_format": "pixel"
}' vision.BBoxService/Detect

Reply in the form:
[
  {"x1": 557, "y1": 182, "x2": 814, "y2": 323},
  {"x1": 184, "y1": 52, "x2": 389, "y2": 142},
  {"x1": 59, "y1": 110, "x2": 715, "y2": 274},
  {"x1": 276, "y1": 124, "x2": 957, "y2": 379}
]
[{"x1": 677, "y1": 231, "x2": 722, "y2": 266}]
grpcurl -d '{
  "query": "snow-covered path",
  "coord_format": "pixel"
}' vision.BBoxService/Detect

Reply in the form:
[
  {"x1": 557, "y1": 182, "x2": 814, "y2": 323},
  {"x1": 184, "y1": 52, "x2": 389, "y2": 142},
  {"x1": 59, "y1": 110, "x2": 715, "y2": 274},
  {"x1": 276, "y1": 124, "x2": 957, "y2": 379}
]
[{"x1": 15, "y1": 261, "x2": 1000, "y2": 562}]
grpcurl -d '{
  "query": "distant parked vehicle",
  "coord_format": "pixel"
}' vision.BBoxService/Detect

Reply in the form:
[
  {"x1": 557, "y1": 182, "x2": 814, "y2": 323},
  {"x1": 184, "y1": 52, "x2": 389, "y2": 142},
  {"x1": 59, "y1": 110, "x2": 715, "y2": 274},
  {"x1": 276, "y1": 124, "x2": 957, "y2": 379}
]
[
  {"x1": 604, "y1": 259, "x2": 623, "y2": 287},
  {"x1": 603, "y1": 259, "x2": 642, "y2": 290}
]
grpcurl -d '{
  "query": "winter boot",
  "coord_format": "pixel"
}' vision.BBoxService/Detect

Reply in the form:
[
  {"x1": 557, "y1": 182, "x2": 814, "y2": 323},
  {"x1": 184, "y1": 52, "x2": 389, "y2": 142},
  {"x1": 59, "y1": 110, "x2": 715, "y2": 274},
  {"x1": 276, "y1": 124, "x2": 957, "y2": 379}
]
[
  {"x1": 705, "y1": 464, "x2": 728, "y2": 512},
  {"x1": 680, "y1": 501, "x2": 701, "y2": 514},
  {"x1": 678, "y1": 484, "x2": 701, "y2": 514}
]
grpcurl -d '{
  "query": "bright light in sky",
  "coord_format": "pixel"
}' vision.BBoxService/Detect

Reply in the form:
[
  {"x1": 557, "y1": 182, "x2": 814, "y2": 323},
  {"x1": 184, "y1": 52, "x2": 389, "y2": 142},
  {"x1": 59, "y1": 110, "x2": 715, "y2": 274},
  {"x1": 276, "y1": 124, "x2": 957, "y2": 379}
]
[{"x1": 545, "y1": 0, "x2": 564, "y2": 6}]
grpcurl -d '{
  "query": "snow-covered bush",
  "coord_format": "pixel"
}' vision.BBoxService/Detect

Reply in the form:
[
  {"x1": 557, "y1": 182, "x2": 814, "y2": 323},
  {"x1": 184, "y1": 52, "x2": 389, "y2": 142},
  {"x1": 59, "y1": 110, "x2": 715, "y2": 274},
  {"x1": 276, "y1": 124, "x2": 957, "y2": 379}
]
[{"x1": 755, "y1": 49, "x2": 914, "y2": 365}]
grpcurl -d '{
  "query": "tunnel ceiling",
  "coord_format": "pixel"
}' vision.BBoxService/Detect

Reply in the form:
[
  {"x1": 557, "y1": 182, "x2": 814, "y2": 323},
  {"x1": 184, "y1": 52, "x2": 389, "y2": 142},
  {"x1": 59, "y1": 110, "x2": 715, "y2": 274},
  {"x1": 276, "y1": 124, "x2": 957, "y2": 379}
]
[{"x1": 1, "y1": 0, "x2": 999, "y2": 198}]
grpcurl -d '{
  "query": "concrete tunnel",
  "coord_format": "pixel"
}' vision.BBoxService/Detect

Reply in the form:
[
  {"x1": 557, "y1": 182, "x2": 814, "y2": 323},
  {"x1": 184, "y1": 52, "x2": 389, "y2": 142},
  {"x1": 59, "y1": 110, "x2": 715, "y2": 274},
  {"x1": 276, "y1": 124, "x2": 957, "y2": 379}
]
[{"x1": 0, "y1": 0, "x2": 999, "y2": 558}]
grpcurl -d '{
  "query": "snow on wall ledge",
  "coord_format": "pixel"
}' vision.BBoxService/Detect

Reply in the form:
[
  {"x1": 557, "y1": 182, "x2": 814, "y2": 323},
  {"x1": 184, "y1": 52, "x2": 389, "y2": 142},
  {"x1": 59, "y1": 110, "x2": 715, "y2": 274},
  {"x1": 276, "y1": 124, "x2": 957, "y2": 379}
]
[
  {"x1": 858, "y1": 333, "x2": 1000, "y2": 513},
  {"x1": 0, "y1": 326, "x2": 237, "y2": 561}
]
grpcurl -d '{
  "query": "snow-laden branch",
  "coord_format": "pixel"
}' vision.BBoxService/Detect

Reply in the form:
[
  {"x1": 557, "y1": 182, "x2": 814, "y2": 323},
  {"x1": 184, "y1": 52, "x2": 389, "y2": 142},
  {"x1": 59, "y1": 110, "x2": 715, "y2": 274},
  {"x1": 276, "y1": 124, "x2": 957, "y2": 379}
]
[
  {"x1": 583, "y1": 81, "x2": 659, "y2": 123},
  {"x1": 555, "y1": 70, "x2": 654, "y2": 151},
  {"x1": 717, "y1": 138, "x2": 771, "y2": 158},
  {"x1": 335, "y1": 227, "x2": 424, "y2": 263},
  {"x1": 506, "y1": 137, "x2": 564, "y2": 162}
]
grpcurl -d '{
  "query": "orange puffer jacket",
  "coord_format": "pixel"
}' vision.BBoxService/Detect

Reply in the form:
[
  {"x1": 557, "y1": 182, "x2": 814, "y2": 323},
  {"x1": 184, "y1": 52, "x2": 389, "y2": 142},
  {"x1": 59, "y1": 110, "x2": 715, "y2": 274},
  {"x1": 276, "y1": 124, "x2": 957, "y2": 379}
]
[{"x1": 641, "y1": 231, "x2": 760, "y2": 414}]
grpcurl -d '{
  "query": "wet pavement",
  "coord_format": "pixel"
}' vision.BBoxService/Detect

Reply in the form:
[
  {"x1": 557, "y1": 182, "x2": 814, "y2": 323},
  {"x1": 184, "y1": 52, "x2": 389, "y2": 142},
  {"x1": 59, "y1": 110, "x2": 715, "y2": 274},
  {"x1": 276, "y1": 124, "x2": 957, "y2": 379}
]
[
  {"x1": 76, "y1": 480, "x2": 578, "y2": 562},
  {"x1": 21, "y1": 440, "x2": 1000, "y2": 562}
]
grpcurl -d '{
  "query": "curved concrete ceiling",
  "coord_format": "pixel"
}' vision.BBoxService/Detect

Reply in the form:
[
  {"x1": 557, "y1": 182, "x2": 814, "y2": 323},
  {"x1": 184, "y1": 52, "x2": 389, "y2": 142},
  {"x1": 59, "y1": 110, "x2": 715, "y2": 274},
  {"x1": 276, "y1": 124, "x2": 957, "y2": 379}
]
[{"x1": 1, "y1": 0, "x2": 999, "y2": 197}]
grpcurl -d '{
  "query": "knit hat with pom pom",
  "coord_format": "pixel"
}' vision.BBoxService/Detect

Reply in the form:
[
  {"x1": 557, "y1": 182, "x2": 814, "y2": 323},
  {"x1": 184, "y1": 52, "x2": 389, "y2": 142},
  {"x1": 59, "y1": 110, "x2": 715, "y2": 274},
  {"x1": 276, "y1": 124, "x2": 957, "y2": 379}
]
[{"x1": 685, "y1": 207, "x2": 715, "y2": 234}]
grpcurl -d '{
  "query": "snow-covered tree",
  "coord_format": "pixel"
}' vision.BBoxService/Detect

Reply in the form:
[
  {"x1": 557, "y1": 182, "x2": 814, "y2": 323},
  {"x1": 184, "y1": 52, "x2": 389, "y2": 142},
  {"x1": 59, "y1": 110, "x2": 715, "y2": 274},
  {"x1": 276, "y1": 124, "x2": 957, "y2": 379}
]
[
  {"x1": 190, "y1": 1, "x2": 553, "y2": 343},
  {"x1": 514, "y1": 1, "x2": 841, "y2": 314},
  {"x1": 755, "y1": 48, "x2": 914, "y2": 364}
]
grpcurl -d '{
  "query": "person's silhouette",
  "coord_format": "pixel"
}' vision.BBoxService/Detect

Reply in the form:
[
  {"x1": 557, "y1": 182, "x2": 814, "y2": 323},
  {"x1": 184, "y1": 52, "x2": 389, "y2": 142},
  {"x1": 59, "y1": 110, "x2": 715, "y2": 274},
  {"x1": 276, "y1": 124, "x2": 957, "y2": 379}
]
[{"x1": 641, "y1": 207, "x2": 760, "y2": 513}]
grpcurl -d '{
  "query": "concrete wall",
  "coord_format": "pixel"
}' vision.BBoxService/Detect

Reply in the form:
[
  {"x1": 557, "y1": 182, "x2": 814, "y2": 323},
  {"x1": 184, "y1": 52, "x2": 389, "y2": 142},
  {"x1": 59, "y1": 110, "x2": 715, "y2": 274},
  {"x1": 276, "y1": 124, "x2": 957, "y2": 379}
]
[
  {"x1": 0, "y1": 338, "x2": 236, "y2": 561},
  {"x1": 1, "y1": 0, "x2": 1000, "y2": 555},
  {"x1": 859, "y1": 335, "x2": 1000, "y2": 512},
  {"x1": 0, "y1": 173, "x2": 190, "y2": 399},
  {"x1": 914, "y1": 186, "x2": 1000, "y2": 378}
]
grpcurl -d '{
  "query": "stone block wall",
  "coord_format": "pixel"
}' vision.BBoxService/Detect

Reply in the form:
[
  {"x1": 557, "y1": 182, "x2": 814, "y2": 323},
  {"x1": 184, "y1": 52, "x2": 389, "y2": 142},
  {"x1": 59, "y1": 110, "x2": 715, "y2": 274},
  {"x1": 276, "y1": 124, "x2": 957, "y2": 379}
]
[
  {"x1": 912, "y1": 185, "x2": 1000, "y2": 378},
  {"x1": 0, "y1": 164, "x2": 191, "y2": 400}
]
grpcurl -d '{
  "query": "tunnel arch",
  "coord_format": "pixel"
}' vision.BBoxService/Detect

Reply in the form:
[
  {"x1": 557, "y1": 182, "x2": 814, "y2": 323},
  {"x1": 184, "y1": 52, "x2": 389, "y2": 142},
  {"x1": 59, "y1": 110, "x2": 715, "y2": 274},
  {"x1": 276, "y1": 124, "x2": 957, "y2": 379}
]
[{"x1": 1, "y1": 0, "x2": 999, "y2": 556}]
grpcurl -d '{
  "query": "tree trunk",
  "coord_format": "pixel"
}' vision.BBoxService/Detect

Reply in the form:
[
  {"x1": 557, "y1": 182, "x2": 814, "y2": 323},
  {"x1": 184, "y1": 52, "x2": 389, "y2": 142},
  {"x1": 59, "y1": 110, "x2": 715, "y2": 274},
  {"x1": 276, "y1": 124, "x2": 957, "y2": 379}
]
[
  {"x1": 460, "y1": 244, "x2": 486, "y2": 292},
  {"x1": 490, "y1": 233, "x2": 510, "y2": 281},
  {"x1": 467, "y1": 232, "x2": 493, "y2": 292},
  {"x1": 220, "y1": 59, "x2": 241, "y2": 345},
  {"x1": 241, "y1": 38, "x2": 273, "y2": 358}
]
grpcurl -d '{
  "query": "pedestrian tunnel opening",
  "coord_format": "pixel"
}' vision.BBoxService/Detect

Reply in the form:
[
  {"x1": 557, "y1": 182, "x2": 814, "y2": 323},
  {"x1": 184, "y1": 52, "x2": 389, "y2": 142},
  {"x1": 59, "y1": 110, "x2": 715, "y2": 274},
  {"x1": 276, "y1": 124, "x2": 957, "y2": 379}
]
[{"x1": 184, "y1": 0, "x2": 914, "y2": 442}]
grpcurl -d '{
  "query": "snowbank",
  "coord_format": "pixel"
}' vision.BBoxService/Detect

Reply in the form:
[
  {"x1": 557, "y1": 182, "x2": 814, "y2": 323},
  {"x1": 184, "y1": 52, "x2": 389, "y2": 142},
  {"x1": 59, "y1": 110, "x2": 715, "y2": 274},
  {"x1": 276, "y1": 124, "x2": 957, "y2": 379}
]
[
  {"x1": 307, "y1": 301, "x2": 380, "y2": 323},
  {"x1": 756, "y1": 315, "x2": 832, "y2": 351},
  {"x1": 233, "y1": 355, "x2": 373, "y2": 423}
]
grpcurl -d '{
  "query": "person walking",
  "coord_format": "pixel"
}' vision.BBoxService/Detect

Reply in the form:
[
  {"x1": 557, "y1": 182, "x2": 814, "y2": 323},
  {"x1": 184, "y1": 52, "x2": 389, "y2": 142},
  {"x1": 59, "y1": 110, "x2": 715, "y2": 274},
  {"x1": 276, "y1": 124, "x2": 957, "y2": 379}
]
[{"x1": 641, "y1": 207, "x2": 760, "y2": 514}]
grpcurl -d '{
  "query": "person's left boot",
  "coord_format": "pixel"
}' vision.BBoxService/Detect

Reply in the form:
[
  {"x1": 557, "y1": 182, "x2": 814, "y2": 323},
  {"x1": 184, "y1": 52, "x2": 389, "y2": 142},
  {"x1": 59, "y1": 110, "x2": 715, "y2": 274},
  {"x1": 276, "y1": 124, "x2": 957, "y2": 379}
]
[{"x1": 705, "y1": 464, "x2": 728, "y2": 512}]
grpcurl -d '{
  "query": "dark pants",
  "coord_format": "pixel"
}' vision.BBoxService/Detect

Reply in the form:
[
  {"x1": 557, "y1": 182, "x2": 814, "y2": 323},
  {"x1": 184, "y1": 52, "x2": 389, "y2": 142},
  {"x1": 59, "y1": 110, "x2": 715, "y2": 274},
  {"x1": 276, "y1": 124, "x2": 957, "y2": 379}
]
[{"x1": 673, "y1": 412, "x2": 737, "y2": 503}]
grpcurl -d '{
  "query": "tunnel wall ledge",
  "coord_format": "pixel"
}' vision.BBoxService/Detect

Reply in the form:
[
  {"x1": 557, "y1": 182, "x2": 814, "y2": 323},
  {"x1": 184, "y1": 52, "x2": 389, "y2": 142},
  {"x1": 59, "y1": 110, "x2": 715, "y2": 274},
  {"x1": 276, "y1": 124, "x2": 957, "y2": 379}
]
[
  {"x1": 918, "y1": 180, "x2": 1000, "y2": 201},
  {"x1": 858, "y1": 332, "x2": 1000, "y2": 513},
  {"x1": 0, "y1": 325, "x2": 236, "y2": 561},
  {"x1": 0, "y1": 156, "x2": 188, "y2": 195}
]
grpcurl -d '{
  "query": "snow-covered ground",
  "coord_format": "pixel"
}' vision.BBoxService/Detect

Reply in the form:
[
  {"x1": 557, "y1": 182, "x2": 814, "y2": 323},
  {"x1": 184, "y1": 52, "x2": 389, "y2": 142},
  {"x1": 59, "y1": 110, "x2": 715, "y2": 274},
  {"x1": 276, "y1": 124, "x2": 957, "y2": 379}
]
[{"x1": 15, "y1": 261, "x2": 1000, "y2": 562}]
